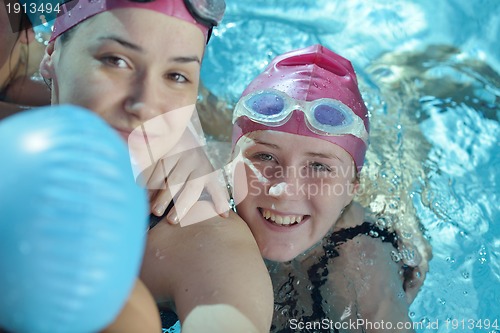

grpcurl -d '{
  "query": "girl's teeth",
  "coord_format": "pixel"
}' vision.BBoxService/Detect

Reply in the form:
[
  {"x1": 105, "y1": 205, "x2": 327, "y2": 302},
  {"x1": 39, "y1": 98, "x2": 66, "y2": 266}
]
[{"x1": 261, "y1": 209, "x2": 304, "y2": 226}]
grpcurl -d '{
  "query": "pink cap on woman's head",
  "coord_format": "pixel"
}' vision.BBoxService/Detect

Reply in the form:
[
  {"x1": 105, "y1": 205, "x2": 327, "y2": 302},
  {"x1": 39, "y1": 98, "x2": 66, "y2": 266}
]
[
  {"x1": 50, "y1": 0, "x2": 209, "y2": 42},
  {"x1": 232, "y1": 44, "x2": 369, "y2": 171}
]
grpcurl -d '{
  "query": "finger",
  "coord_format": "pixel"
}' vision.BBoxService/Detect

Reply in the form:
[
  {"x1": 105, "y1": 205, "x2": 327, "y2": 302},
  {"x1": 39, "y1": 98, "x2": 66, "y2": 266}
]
[
  {"x1": 150, "y1": 155, "x2": 194, "y2": 218},
  {"x1": 148, "y1": 189, "x2": 159, "y2": 212},
  {"x1": 146, "y1": 155, "x2": 178, "y2": 191},
  {"x1": 145, "y1": 159, "x2": 167, "y2": 191},
  {"x1": 135, "y1": 163, "x2": 155, "y2": 188},
  {"x1": 147, "y1": 152, "x2": 187, "y2": 216},
  {"x1": 206, "y1": 170, "x2": 230, "y2": 217},
  {"x1": 147, "y1": 189, "x2": 156, "y2": 202},
  {"x1": 146, "y1": 161, "x2": 170, "y2": 215},
  {"x1": 225, "y1": 159, "x2": 248, "y2": 206},
  {"x1": 150, "y1": 188, "x2": 174, "y2": 217},
  {"x1": 167, "y1": 177, "x2": 204, "y2": 224},
  {"x1": 164, "y1": 146, "x2": 214, "y2": 187}
]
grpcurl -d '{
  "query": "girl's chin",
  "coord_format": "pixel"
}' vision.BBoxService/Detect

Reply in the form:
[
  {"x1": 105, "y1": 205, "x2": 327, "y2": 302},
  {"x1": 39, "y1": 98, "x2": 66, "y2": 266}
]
[
  {"x1": 264, "y1": 255, "x2": 297, "y2": 263},
  {"x1": 261, "y1": 247, "x2": 302, "y2": 263},
  {"x1": 258, "y1": 236, "x2": 324, "y2": 263}
]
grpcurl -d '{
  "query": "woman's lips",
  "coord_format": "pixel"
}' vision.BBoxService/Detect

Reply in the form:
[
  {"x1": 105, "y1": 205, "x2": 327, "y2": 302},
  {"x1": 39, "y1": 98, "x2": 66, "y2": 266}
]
[
  {"x1": 115, "y1": 128, "x2": 133, "y2": 141},
  {"x1": 114, "y1": 126, "x2": 162, "y2": 142}
]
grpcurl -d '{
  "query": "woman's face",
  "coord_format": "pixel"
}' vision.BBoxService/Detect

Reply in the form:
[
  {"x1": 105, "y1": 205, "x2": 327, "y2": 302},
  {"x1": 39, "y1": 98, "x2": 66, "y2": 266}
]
[
  {"x1": 234, "y1": 130, "x2": 357, "y2": 262},
  {"x1": 41, "y1": 8, "x2": 205, "y2": 156}
]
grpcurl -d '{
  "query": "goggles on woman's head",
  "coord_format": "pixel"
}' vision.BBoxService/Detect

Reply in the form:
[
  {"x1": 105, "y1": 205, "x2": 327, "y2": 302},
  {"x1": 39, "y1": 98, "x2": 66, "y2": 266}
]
[
  {"x1": 129, "y1": 0, "x2": 225, "y2": 42},
  {"x1": 233, "y1": 89, "x2": 369, "y2": 144}
]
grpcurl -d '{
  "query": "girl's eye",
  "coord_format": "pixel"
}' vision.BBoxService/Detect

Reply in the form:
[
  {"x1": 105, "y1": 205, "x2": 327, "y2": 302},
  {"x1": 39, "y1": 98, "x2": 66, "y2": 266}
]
[
  {"x1": 309, "y1": 161, "x2": 332, "y2": 173},
  {"x1": 254, "y1": 153, "x2": 274, "y2": 162},
  {"x1": 101, "y1": 56, "x2": 129, "y2": 69},
  {"x1": 167, "y1": 73, "x2": 189, "y2": 83}
]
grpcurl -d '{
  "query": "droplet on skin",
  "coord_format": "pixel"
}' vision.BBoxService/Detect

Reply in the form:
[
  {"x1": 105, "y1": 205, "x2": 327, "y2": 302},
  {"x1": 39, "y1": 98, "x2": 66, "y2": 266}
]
[
  {"x1": 155, "y1": 248, "x2": 166, "y2": 260},
  {"x1": 268, "y1": 182, "x2": 287, "y2": 196},
  {"x1": 340, "y1": 305, "x2": 352, "y2": 320}
]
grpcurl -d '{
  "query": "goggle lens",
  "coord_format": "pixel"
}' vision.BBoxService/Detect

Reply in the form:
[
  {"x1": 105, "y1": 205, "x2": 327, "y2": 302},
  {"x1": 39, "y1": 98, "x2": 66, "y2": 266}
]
[
  {"x1": 313, "y1": 104, "x2": 347, "y2": 127},
  {"x1": 128, "y1": 0, "x2": 224, "y2": 26},
  {"x1": 247, "y1": 93, "x2": 285, "y2": 116},
  {"x1": 184, "y1": 0, "x2": 225, "y2": 27}
]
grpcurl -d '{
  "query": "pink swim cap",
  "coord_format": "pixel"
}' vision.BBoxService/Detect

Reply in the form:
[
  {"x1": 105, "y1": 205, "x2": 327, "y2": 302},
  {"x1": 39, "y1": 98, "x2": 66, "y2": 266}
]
[
  {"x1": 50, "y1": 0, "x2": 213, "y2": 43},
  {"x1": 232, "y1": 44, "x2": 369, "y2": 171}
]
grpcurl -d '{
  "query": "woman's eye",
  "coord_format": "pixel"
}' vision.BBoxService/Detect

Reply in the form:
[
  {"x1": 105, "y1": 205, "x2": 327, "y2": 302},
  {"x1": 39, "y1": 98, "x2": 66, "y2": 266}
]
[
  {"x1": 101, "y1": 56, "x2": 129, "y2": 69},
  {"x1": 309, "y1": 161, "x2": 332, "y2": 172},
  {"x1": 167, "y1": 73, "x2": 188, "y2": 83}
]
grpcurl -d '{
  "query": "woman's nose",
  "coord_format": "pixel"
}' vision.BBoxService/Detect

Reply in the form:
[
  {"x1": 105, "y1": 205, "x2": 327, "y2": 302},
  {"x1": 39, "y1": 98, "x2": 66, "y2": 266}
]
[{"x1": 124, "y1": 75, "x2": 164, "y2": 121}]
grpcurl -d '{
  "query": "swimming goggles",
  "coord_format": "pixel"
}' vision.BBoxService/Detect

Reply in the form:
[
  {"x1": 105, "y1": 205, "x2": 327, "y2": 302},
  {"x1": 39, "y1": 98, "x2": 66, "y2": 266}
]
[
  {"x1": 131, "y1": 0, "x2": 225, "y2": 41},
  {"x1": 233, "y1": 89, "x2": 369, "y2": 143}
]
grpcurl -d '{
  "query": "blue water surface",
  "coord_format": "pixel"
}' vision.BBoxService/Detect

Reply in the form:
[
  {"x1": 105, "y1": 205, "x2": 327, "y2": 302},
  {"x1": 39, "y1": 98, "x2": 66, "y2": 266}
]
[{"x1": 199, "y1": 1, "x2": 499, "y2": 332}]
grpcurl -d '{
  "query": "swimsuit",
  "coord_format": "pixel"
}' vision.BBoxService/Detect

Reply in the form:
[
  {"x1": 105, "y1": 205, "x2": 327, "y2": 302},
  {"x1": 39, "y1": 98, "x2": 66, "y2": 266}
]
[{"x1": 271, "y1": 222, "x2": 408, "y2": 333}]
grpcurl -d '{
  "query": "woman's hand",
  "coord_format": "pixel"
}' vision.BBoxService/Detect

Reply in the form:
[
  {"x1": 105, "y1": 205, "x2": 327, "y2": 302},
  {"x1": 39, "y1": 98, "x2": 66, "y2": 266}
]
[{"x1": 144, "y1": 126, "x2": 230, "y2": 225}]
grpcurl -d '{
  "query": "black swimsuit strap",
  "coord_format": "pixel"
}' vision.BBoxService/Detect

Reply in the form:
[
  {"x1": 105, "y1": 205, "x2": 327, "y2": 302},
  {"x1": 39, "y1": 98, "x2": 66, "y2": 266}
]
[
  {"x1": 330, "y1": 221, "x2": 399, "y2": 250},
  {"x1": 331, "y1": 221, "x2": 416, "y2": 293}
]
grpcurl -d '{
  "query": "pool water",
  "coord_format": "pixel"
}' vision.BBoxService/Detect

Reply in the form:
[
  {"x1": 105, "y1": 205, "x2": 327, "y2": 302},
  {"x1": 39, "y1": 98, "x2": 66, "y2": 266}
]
[{"x1": 198, "y1": 0, "x2": 499, "y2": 332}]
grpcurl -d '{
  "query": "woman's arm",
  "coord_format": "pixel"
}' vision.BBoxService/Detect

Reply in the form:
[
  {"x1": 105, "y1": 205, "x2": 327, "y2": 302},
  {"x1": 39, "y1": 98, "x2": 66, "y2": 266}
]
[
  {"x1": 140, "y1": 203, "x2": 274, "y2": 333},
  {"x1": 2, "y1": 76, "x2": 51, "y2": 106},
  {"x1": 1, "y1": 77, "x2": 51, "y2": 121},
  {"x1": 0, "y1": 101, "x2": 30, "y2": 121}
]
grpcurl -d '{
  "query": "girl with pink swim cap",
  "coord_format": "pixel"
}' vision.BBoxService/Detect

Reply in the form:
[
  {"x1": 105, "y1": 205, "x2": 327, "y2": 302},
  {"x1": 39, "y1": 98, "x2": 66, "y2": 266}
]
[
  {"x1": 230, "y1": 44, "x2": 425, "y2": 332},
  {"x1": 32, "y1": 0, "x2": 274, "y2": 332}
]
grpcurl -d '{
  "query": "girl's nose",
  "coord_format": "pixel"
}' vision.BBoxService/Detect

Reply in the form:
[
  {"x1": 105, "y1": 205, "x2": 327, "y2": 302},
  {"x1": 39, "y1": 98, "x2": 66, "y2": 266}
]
[
  {"x1": 268, "y1": 182, "x2": 288, "y2": 197},
  {"x1": 267, "y1": 174, "x2": 304, "y2": 200}
]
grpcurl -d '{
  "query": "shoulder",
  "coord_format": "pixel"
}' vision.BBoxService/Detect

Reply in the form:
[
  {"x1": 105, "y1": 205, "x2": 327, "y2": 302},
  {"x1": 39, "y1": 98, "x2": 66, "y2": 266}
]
[
  {"x1": 142, "y1": 203, "x2": 263, "y2": 291},
  {"x1": 324, "y1": 210, "x2": 416, "y2": 331},
  {"x1": 329, "y1": 202, "x2": 399, "y2": 264},
  {"x1": 327, "y1": 202, "x2": 404, "y2": 294},
  {"x1": 141, "y1": 203, "x2": 273, "y2": 332},
  {"x1": 333, "y1": 201, "x2": 366, "y2": 231},
  {"x1": 325, "y1": 234, "x2": 413, "y2": 332}
]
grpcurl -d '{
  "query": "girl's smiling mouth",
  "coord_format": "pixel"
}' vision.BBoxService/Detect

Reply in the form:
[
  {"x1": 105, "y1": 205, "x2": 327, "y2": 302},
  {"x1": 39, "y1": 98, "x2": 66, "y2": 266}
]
[{"x1": 258, "y1": 207, "x2": 309, "y2": 227}]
